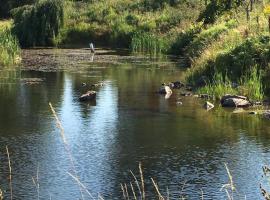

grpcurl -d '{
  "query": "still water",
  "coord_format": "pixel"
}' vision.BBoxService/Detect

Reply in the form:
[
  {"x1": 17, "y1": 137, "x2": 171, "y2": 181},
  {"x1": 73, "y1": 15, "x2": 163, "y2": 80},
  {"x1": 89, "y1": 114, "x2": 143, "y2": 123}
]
[{"x1": 0, "y1": 49, "x2": 270, "y2": 199}]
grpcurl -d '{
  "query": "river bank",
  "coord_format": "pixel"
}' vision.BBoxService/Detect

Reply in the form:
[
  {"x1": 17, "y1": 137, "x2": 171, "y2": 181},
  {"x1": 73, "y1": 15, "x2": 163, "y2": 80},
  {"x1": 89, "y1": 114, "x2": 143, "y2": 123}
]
[{"x1": 1, "y1": 49, "x2": 270, "y2": 199}]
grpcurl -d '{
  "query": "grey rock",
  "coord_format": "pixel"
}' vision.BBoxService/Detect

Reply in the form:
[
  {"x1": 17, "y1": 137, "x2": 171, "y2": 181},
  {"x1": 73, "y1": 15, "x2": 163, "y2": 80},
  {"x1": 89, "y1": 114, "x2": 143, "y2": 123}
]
[
  {"x1": 221, "y1": 94, "x2": 251, "y2": 107},
  {"x1": 204, "y1": 101, "x2": 214, "y2": 110}
]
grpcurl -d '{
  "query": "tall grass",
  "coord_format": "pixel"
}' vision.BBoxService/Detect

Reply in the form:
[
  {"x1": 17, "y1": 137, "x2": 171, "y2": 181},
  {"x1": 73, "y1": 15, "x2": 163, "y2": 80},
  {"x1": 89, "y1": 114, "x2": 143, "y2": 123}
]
[
  {"x1": 197, "y1": 72, "x2": 237, "y2": 100},
  {"x1": 131, "y1": 32, "x2": 169, "y2": 55},
  {"x1": 0, "y1": 28, "x2": 21, "y2": 66},
  {"x1": 197, "y1": 66, "x2": 264, "y2": 100}
]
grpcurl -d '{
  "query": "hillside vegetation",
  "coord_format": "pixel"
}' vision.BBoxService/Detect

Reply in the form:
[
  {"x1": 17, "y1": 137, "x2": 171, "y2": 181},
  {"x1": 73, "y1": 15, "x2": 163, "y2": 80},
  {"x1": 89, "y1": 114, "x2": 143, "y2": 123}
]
[{"x1": 2, "y1": 0, "x2": 270, "y2": 99}]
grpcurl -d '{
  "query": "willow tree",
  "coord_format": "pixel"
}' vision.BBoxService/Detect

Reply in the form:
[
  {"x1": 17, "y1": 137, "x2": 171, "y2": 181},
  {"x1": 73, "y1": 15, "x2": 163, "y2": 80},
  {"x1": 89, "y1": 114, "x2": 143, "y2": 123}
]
[{"x1": 11, "y1": 0, "x2": 64, "y2": 47}]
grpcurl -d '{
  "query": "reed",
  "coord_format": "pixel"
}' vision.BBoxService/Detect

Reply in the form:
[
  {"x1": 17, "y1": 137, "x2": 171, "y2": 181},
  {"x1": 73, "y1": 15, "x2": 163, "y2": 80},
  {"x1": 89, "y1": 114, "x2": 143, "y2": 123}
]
[
  {"x1": 0, "y1": 28, "x2": 21, "y2": 66},
  {"x1": 131, "y1": 32, "x2": 169, "y2": 55}
]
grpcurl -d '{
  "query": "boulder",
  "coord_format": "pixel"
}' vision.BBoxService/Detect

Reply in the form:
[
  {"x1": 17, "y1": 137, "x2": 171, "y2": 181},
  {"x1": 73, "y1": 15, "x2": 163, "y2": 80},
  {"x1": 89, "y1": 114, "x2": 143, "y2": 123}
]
[
  {"x1": 220, "y1": 94, "x2": 251, "y2": 107},
  {"x1": 204, "y1": 101, "x2": 214, "y2": 110},
  {"x1": 79, "y1": 91, "x2": 96, "y2": 101}
]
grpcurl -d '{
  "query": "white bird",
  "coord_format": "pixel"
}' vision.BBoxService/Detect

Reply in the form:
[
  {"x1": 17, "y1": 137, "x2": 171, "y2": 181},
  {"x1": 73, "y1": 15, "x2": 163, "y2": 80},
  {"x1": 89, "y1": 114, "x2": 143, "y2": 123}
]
[{"x1": 89, "y1": 43, "x2": 95, "y2": 53}]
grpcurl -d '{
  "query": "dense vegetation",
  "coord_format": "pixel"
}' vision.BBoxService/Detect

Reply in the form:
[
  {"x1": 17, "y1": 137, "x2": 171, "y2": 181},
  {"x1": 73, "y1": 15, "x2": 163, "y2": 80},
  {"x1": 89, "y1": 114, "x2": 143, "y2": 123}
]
[
  {"x1": 0, "y1": 21, "x2": 21, "y2": 66},
  {"x1": 11, "y1": 0, "x2": 64, "y2": 47},
  {"x1": 1, "y1": 0, "x2": 270, "y2": 99}
]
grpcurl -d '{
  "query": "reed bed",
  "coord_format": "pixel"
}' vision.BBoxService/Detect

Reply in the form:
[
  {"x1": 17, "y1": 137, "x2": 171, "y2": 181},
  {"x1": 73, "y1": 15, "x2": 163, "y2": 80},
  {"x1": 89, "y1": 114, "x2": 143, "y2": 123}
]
[
  {"x1": 0, "y1": 28, "x2": 21, "y2": 66},
  {"x1": 131, "y1": 32, "x2": 169, "y2": 56}
]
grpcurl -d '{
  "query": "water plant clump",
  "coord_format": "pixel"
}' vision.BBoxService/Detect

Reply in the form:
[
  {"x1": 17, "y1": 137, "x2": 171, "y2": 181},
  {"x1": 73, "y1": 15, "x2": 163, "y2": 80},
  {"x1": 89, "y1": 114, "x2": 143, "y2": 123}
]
[
  {"x1": 196, "y1": 66, "x2": 264, "y2": 101},
  {"x1": 11, "y1": 0, "x2": 64, "y2": 47},
  {"x1": 131, "y1": 32, "x2": 169, "y2": 55},
  {"x1": 0, "y1": 28, "x2": 21, "y2": 66}
]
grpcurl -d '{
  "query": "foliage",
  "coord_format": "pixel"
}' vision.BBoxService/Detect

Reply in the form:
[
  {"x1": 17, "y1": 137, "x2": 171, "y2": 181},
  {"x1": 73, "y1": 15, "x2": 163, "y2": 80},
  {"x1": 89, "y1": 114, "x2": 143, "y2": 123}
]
[
  {"x1": 0, "y1": 28, "x2": 21, "y2": 66},
  {"x1": 197, "y1": 66, "x2": 264, "y2": 100},
  {"x1": 0, "y1": 0, "x2": 35, "y2": 18},
  {"x1": 198, "y1": 0, "x2": 242, "y2": 24},
  {"x1": 186, "y1": 20, "x2": 237, "y2": 59},
  {"x1": 131, "y1": 32, "x2": 169, "y2": 55},
  {"x1": 11, "y1": 0, "x2": 64, "y2": 47},
  {"x1": 169, "y1": 24, "x2": 202, "y2": 55}
]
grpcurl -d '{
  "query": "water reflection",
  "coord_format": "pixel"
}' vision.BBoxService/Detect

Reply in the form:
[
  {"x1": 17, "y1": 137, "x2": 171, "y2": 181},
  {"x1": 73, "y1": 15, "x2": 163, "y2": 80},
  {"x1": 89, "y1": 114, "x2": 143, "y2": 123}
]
[{"x1": 0, "y1": 49, "x2": 270, "y2": 199}]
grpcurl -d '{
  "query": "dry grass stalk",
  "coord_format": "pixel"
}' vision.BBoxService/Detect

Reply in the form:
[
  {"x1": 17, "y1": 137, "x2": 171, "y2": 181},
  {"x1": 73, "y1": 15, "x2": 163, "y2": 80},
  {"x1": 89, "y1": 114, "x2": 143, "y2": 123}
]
[
  {"x1": 130, "y1": 182, "x2": 137, "y2": 200},
  {"x1": 6, "y1": 146, "x2": 12, "y2": 200},
  {"x1": 67, "y1": 172, "x2": 95, "y2": 200},
  {"x1": 121, "y1": 183, "x2": 126, "y2": 199},
  {"x1": 49, "y1": 102, "x2": 85, "y2": 200},
  {"x1": 130, "y1": 170, "x2": 142, "y2": 198},
  {"x1": 139, "y1": 163, "x2": 145, "y2": 200},
  {"x1": 0, "y1": 188, "x2": 3, "y2": 200},
  {"x1": 151, "y1": 178, "x2": 164, "y2": 200},
  {"x1": 221, "y1": 163, "x2": 235, "y2": 200},
  {"x1": 125, "y1": 183, "x2": 130, "y2": 200},
  {"x1": 31, "y1": 164, "x2": 40, "y2": 200}
]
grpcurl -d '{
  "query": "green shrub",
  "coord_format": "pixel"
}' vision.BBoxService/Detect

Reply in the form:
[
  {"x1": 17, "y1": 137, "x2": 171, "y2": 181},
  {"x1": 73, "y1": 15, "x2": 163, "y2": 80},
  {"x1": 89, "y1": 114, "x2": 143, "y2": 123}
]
[
  {"x1": 186, "y1": 21, "x2": 237, "y2": 59},
  {"x1": 169, "y1": 24, "x2": 202, "y2": 55},
  {"x1": 11, "y1": 0, "x2": 64, "y2": 47}
]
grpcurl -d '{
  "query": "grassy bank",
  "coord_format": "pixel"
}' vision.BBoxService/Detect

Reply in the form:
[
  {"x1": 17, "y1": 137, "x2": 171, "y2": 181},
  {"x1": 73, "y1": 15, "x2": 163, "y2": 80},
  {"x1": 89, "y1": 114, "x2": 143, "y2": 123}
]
[
  {"x1": 0, "y1": 21, "x2": 21, "y2": 66},
  {"x1": 4, "y1": 0, "x2": 270, "y2": 98}
]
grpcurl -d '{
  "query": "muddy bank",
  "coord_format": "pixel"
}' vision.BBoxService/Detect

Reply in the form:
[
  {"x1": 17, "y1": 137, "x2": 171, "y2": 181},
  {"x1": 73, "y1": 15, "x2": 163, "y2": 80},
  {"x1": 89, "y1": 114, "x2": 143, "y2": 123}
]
[{"x1": 21, "y1": 48, "x2": 180, "y2": 72}]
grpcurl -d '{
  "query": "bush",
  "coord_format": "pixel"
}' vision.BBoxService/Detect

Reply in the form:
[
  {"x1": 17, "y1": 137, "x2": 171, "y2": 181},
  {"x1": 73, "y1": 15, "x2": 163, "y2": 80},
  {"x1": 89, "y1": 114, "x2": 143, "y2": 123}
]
[
  {"x1": 0, "y1": 28, "x2": 21, "y2": 66},
  {"x1": 11, "y1": 0, "x2": 64, "y2": 47}
]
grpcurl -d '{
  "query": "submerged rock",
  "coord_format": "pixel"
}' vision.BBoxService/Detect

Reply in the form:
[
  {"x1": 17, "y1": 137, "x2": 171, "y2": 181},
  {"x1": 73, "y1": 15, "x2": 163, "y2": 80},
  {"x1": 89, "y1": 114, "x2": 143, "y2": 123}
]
[
  {"x1": 221, "y1": 94, "x2": 251, "y2": 107},
  {"x1": 79, "y1": 91, "x2": 96, "y2": 101},
  {"x1": 169, "y1": 81, "x2": 185, "y2": 89},
  {"x1": 204, "y1": 101, "x2": 214, "y2": 110}
]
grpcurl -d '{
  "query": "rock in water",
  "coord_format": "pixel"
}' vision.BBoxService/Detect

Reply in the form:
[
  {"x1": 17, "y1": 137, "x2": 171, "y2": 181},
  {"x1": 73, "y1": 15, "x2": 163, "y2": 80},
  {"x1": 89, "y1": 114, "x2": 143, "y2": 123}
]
[
  {"x1": 263, "y1": 111, "x2": 270, "y2": 119},
  {"x1": 159, "y1": 85, "x2": 172, "y2": 94},
  {"x1": 79, "y1": 91, "x2": 96, "y2": 101},
  {"x1": 169, "y1": 81, "x2": 185, "y2": 89},
  {"x1": 204, "y1": 101, "x2": 214, "y2": 110},
  {"x1": 221, "y1": 94, "x2": 251, "y2": 107}
]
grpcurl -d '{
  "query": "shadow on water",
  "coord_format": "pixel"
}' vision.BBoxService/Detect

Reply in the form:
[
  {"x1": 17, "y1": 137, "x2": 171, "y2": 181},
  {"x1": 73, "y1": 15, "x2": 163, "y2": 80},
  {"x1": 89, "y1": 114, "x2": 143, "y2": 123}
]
[{"x1": 0, "y1": 49, "x2": 270, "y2": 199}]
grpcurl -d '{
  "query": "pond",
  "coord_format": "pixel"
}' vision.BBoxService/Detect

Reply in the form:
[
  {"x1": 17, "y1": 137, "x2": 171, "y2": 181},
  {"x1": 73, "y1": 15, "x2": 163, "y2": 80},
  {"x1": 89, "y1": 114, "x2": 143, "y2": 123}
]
[{"x1": 0, "y1": 48, "x2": 270, "y2": 199}]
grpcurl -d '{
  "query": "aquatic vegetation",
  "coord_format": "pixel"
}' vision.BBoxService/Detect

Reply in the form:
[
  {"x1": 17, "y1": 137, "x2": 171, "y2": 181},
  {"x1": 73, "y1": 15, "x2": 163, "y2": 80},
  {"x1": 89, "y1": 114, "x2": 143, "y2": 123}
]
[
  {"x1": 0, "y1": 28, "x2": 21, "y2": 66},
  {"x1": 131, "y1": 32, "x2": 169, "y2": 55},
  {"x1": 11, "y1": 0, "x2": 64, "y2": 47},
  {"x1": 196, "y1": 66, "x2": 264, "y2": 100}
]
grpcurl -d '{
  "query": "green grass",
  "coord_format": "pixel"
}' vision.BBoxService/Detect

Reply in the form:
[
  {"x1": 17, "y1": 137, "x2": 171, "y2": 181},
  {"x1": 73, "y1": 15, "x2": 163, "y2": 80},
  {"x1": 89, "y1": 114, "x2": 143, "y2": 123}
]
[
  {"x1": 131, "y1": 32, "x2": 169, "y2": 55},
  {"x1": 0, "y1": 27, "x2": 21, "y2": 66},
  {"x1": 197, "y1": 66, "x2": 264, "y2": 100}
]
